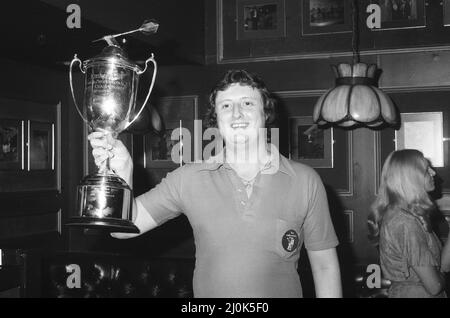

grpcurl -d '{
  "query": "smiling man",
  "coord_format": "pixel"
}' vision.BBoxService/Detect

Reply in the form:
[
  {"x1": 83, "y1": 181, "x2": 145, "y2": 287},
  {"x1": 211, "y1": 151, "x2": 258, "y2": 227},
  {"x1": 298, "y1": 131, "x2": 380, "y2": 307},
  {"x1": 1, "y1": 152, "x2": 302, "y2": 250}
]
[{"x1": 89, "y1": 69, "x2": 342, "y2": 298}]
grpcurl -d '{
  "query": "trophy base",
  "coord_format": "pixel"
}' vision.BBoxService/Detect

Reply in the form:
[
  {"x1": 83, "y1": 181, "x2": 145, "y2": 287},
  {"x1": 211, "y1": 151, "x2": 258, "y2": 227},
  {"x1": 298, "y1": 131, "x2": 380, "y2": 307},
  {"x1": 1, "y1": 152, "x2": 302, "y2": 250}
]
[{"x1": 66, "y1": 217, "x2": 140, "y2": 233}]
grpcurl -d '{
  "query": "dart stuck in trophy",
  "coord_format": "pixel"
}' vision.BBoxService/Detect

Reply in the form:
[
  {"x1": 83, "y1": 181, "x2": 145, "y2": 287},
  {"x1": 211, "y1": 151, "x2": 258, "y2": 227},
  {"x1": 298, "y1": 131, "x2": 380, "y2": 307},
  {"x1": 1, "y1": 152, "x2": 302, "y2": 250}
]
[{"x1": 67, "y1": 21, "x2": 158, "y2": 233}]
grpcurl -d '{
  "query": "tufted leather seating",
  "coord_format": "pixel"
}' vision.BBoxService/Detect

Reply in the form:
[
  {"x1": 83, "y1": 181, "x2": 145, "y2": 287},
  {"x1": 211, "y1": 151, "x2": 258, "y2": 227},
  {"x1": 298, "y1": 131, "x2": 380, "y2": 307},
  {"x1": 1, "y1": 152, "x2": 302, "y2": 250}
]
[
  {"x1": 39, "y1": 251, "x2": 393, "y2": 298},
  {"x1": 41, "y1": 252, "x2": 194, "y2": 298}
]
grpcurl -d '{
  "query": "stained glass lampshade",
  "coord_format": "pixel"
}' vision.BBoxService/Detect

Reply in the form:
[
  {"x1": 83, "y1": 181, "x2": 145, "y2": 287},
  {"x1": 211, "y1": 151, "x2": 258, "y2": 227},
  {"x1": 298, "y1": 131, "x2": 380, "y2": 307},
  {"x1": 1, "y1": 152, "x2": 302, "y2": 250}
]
[{"x1": 313, "y1": 62, "x2": 397, "y2": 128}]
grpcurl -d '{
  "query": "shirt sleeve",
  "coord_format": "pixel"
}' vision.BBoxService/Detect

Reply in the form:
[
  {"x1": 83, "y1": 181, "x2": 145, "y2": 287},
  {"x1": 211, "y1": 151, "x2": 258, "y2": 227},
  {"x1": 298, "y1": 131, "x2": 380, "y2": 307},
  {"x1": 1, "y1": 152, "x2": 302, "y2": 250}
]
[
  {"x1": 404, "y1": 219, "x2": 440, "y2": 268},
  {"x1": 136, "y1": 166, "x2": 185, "y2": 226},
  {"x1": 302, "y1": 168, "x2": 339, "y2": 251}
]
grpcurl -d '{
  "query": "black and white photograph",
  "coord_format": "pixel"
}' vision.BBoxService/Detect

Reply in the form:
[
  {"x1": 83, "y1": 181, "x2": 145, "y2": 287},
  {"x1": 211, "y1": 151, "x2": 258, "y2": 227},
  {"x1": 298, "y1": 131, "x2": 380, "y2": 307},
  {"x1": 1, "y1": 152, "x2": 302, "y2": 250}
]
[
  {"x1": 371, "y1": 0, "x2": 425, "y2": 29},
  {"x1": 395, "y1": 112, "x2": 444, "y2": 167},
  {"x1": 150, "y1": 127, "x2": 180, "y2": 161},
  {"x1": 2, "y1": 0, "x2": 450, "y2": 303},
  {"x1": 297, "y1": 124, "x2": 325, "y2": 159},
  {"x1": 237, "y1": 0, "x2": 286, "y2": 40},
  {"x1": 243, "y1": 3, "x2": 278, "y2": 31},
  {"x1": 29, "y1": 122, "x2": 53, "y2": 170},
  {"x1": 289, "y1": 116, "x2": 334, "y2": 168},
  {"x1": 301, "y1": 0, "x2": 351, "y2": 35},
  {"x1": 0, "y1": 119, "x2": 21, "y2": 170},
  {"x1": 380, "y1": 0, "x2": 418, "y2": 21},
  {"x1": 309, "y1": 0, "x2": 345, "y2": 27}
]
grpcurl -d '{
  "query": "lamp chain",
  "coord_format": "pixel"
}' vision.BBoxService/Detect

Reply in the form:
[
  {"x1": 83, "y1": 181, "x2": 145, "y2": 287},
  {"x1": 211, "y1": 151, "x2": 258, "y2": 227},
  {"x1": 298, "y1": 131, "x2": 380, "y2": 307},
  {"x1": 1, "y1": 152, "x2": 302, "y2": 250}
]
[{"x1": 352, "y1": 0, "x2": 360, "y2": 65}]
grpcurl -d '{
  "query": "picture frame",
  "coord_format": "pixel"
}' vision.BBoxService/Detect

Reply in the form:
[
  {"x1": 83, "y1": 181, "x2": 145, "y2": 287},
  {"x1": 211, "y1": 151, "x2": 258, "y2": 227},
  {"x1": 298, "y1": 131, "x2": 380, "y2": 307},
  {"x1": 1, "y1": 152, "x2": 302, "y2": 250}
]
[
  {"x1": 144, "y1": 96, "x2": 198, "y2": 169},
  {"x1": 370, "y1": 0, "x2": 426, "y2": 30},
  {"x1": 0, "y1": 118, "x2": 23, "y2": 170},
  {"x1": 148, "y1": 123, "x2": 182, "y2": 163},
  {"x1": 0, "y1": 100, "x2": 60, "y2": 192},
  {"x1": 237, "y1": 0, "x2": 286, "y2": 40},
  {"x1": 444, "y1": 0, "x2": 450, "y2": 26},
  {"x1": 288, "y1": 116, "x2": 334, "y2": 168},
  {"x1": 301, "y1": 0, "x2": 352, "y2": 36},
  {"x1": 395, "y1": 112, "x2": 444, "y2": 168},
  {"x1": 29, "y1": 121, "x2": 54, "y2": 170}
]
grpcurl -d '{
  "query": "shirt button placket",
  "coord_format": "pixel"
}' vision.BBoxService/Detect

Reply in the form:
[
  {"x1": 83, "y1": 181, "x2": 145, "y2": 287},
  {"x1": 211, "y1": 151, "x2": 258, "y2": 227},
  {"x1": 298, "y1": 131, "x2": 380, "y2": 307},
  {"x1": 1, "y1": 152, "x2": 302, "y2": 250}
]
[{"x1": 238, "y1": 188, "x2": 247, "y2": 214}]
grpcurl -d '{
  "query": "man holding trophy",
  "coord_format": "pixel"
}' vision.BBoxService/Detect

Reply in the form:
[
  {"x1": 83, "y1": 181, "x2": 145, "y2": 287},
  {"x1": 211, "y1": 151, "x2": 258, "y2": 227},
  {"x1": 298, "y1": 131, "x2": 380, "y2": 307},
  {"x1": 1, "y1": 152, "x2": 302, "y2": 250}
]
[{"x1": 87, "y1": 69, "x2": 342, "y2": 298}]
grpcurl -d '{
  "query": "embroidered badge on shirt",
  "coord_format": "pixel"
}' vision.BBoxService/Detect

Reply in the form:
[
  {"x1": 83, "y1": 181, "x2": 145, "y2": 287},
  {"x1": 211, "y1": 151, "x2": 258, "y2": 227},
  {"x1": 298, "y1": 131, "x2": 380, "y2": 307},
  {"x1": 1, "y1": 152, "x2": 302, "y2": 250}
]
[{"x1": 282, "y1": 230, "x2": 299, "y2": 252}]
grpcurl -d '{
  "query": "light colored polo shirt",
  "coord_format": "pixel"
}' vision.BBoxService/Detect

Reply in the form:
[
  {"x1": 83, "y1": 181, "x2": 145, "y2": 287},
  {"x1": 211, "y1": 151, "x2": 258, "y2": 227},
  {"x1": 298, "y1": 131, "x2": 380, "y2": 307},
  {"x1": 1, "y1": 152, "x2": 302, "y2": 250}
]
[{"x1": 137, "y1": 147, "x2": 339, "y2": 298}]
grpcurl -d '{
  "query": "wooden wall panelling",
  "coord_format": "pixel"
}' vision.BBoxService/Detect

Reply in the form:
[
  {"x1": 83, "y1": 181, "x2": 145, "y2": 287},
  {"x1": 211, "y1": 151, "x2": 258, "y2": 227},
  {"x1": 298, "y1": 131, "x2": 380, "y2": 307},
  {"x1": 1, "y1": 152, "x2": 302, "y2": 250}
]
[
  {"x1": 0, "y1": 210, "x2": 61, "y2": 240},
  {"x1": 379, "y1": 51, "x2": 450, "y2": 88},
  {"x1": 0, "y1": 99, "x2": 61, "y2": 192},
  {"x1": 348, "y1": 128, "x2": 379, "y2": 264},
  {"x1": 343, "y1": 210, "x2": 354, "y2": 243},
  {"x1": 0, "y1": 97, "x2": 62, "y2": 244}
]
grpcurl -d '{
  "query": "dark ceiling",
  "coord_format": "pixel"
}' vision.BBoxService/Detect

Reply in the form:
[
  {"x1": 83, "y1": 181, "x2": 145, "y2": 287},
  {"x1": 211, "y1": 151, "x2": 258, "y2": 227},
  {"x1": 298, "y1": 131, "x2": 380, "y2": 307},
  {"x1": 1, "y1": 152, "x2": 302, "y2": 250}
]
[{"x1": 2, "y1": 0, "x2": 206, "y2": 70}]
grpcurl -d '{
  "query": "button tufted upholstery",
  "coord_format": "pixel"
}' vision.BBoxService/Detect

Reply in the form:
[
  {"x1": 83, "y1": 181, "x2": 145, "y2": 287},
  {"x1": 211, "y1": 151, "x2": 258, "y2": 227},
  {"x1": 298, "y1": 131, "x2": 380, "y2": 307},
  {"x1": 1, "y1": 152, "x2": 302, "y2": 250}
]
[
  {"x1": 39, "y1": 252, "x2": 392, "y2": 298},
  {"x1": 41, "y1": 252, "x2": 194, "y2": 298}
]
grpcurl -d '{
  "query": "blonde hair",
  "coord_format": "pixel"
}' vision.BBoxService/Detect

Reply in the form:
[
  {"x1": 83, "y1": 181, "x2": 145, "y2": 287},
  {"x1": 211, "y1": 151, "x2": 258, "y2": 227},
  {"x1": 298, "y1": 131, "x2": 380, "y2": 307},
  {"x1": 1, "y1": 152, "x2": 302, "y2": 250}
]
[{"x1": 368, "y1": 149, "x2": 434, "y2": 243}]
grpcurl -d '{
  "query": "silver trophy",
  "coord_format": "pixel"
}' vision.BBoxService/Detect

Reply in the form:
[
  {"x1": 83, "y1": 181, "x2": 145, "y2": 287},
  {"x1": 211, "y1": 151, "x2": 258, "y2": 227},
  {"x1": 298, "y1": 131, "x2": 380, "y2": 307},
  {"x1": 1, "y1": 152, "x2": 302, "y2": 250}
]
[{"x1": 67, "y1": 21, "x2": 158, "y2": 233}]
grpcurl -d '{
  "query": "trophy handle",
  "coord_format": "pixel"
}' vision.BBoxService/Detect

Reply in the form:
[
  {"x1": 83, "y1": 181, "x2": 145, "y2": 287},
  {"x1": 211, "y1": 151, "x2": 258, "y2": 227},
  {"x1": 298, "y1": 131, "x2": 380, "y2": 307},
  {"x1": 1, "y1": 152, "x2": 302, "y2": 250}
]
[
  {"x1": 69, "y1": 54, "x2": 89, "y2": 124},
  {"x1": 125, "y1": 53, "x2": 158, "y2": 129}
]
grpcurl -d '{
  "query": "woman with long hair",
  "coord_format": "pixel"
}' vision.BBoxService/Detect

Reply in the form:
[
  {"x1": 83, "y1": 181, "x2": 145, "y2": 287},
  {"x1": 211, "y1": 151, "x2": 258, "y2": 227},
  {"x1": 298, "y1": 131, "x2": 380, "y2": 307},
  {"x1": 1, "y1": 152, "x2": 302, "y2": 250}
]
[{"x1": 368, "y1": 149, "x2": 447, "y2": 298}]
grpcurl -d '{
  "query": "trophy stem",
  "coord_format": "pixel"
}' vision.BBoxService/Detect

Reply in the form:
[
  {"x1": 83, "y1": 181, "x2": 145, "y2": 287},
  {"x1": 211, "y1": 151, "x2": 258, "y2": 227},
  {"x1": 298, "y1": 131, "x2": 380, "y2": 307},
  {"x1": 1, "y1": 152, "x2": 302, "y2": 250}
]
[
  {"x1": 97, "y1": 130, "x2": 118, "y2": 175},
  {"x1": 105, "y1": 156, "x2": 112, "y2": 173},
  {"x1": 99, "y1": 157, "x2": 113, "y2": 175}
]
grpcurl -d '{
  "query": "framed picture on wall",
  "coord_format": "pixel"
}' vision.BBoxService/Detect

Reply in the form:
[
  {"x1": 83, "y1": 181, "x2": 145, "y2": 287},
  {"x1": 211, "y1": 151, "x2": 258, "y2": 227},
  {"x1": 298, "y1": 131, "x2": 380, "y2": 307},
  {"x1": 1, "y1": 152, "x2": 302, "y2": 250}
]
[
  {"x1": 237, "y1": 0, "x2": 286, "y2": 40},
  {"x1": 370, "y1": 0, "x2": 426, "y2": 30},
  {"x1": 288, "y1": 116, "x2": 334, "y2": 168},
  {"x1": 0, "y1": 100, "x2": 60, "y2": 192},
  {"x1": 0, "y1": 118, "x2": 23, "y2": 170},
  {"x1": 301, "y1": 0, "x2": 352, "y2": 35},
  {"x1": 148, "y1": 123, "x2": 182, "y2": 162},
  {"x1": 144, "y1": 96, "x2": 198, "y2": 169},
  {"x1": 395, "y1": 112, "x2": 444, "y2": 167},
  {"x1": 444, "y1": 0, "x2": 450, "y2": 26},
  {"x1": 29, "y1": 121, "x2": 54, "y2": 170}
]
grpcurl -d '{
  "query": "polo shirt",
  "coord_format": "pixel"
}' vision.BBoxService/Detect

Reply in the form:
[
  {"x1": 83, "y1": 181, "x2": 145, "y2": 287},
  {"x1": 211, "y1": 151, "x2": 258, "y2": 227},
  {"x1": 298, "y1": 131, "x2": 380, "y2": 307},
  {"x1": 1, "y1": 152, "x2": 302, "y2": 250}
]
[{"x1": 137, "y1": 147, "x2": 339, "y2": 298}]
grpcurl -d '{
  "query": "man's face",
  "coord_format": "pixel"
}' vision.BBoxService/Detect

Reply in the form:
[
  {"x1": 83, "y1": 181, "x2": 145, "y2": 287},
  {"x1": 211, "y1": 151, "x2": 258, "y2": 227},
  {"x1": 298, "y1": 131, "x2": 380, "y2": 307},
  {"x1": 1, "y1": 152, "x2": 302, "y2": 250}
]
[{"x1": 214, "y1": 83, "x2": 266, "y2": 146}]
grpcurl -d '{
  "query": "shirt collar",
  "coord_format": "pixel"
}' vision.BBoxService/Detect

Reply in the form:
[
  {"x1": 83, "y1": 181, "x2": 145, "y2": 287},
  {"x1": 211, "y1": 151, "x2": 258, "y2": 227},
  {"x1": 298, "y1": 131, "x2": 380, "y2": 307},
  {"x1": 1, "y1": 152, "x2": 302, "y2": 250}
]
[{"x1": 199, "y1": 144, "x2": 295, "y2": 177}]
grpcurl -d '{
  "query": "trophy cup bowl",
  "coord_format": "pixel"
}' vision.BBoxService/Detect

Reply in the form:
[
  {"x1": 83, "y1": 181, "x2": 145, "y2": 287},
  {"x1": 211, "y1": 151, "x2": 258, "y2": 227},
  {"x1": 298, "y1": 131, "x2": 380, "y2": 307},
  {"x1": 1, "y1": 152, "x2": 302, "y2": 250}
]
[{"x1": 67, "y1": 44, "x2": 157, "y2": 233}]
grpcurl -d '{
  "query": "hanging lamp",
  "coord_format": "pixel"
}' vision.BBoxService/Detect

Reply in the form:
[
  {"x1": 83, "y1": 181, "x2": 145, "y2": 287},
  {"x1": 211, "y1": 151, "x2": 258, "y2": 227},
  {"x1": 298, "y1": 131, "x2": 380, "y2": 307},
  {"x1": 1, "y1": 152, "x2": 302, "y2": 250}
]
[{"x1": 313, "y1": 0, "x2": 397, "y2": 128}]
